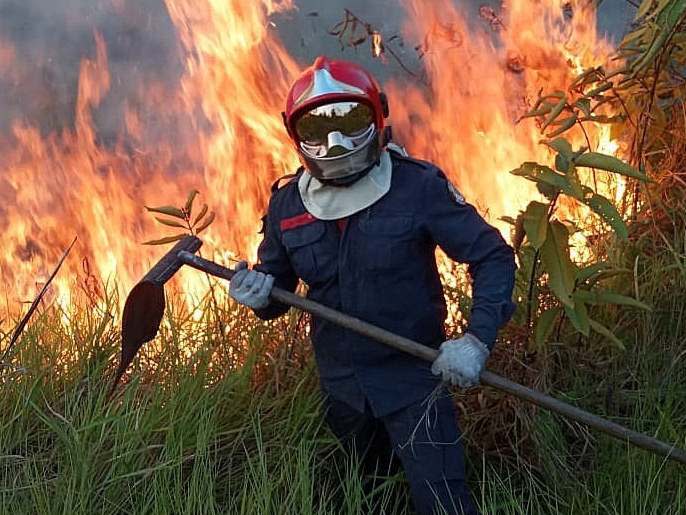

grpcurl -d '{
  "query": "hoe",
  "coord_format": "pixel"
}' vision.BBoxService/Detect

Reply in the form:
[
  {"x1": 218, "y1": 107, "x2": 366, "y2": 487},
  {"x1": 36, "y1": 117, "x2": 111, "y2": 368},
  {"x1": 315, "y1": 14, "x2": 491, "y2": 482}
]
[{"x1": 114, "y1": 235, "x2": 686, "y2": 466}]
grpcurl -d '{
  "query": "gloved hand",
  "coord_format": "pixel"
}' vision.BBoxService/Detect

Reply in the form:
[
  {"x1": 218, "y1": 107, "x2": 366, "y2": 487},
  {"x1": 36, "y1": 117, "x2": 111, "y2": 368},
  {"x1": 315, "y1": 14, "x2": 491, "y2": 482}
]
[
  {"x1": 431, "y1": 333, "x2": 490, "y2": 388},
  {"x1": 228, "y1": 261, "x2": 275, "y2": 310}
]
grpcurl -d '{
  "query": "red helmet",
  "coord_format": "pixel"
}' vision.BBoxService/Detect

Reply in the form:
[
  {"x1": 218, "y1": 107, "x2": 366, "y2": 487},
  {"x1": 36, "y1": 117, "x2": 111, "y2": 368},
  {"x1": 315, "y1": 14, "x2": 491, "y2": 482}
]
[{"x1": 283, "y1": 56, "x2": 389, "y2": 183}]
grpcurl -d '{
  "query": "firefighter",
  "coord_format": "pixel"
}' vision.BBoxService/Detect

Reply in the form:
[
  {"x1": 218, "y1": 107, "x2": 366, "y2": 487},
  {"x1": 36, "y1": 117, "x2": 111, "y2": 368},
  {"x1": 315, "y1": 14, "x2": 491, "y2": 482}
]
[{"x1": 228, "y1": 55, "x2": 516, "y2": 515}]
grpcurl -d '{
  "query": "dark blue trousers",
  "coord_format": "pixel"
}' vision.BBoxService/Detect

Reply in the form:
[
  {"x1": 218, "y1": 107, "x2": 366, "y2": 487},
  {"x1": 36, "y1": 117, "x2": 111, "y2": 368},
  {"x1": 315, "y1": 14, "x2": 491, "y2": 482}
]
[{"x1": 324, "y1": 392, "x2": 479, "y2": 515}]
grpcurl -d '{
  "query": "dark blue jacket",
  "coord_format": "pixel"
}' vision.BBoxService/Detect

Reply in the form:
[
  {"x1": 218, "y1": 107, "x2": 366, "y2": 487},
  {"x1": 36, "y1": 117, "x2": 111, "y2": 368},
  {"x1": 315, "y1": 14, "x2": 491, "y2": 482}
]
[{"x1": 254, "y1": 151, "x2": 516, "y2": 416}]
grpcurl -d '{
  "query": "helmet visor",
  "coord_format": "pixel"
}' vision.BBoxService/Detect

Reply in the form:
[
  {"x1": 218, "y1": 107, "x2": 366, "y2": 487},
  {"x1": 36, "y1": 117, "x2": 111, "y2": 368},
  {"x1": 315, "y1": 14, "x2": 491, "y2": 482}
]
[{"x1": 294, "y1": 101, "x2": 374, "y2": 145}]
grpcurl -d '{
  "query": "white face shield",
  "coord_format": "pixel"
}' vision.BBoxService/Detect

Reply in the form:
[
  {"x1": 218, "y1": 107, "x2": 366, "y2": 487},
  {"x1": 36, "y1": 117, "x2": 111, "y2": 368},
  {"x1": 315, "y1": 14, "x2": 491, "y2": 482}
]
[
  {"x1": 299, "y1": 124, "x2": 376, "y2": 159},
  {"x1": 294, "y1": 101, "x2": 380, "y2": 181}
]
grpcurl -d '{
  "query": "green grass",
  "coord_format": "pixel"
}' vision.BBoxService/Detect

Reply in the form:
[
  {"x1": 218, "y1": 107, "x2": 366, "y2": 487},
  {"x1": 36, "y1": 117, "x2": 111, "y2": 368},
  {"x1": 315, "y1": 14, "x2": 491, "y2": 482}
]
[{"x1": 0, "y1": 240, "x2": 684, "y2": 514}]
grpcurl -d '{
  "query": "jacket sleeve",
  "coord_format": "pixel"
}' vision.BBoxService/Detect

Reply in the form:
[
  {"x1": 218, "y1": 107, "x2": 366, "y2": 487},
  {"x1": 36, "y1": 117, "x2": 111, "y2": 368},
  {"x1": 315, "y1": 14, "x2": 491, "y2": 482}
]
[
  {"x1": 421, "y1": 170, "x2": 516, "y2": 349},
  {"x1": 252, "y1": 206, "x2": 298, "y2": 320}
]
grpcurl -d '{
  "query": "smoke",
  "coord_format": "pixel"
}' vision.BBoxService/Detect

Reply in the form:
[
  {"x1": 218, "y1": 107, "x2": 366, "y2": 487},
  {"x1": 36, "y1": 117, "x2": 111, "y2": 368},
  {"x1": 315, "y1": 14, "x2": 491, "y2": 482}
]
[
  {"x1": 0, "y1": 0, "x2": 631, "y2": 145},
  {"x1": 0, "y1": 0, "x2": 182, "y2": 142}
]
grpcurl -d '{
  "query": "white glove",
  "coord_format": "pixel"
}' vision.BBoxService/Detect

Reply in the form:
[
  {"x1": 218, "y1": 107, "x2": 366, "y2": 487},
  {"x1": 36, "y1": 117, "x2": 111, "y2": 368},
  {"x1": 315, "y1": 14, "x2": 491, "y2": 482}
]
[
  {"x1": 431, "y1": 333, "x2": 490, "y2": 388},
  {"x1": 228, "y1": 261, "x2": 275, "y2": 310}
]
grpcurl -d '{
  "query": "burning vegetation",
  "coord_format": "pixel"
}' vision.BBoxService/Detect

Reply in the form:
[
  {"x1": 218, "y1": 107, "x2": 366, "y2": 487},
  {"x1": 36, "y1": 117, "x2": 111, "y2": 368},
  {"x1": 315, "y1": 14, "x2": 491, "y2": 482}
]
[
  {"x1": 0, "y1": 0, "x2": 685, "y2": 513},
  {"x1": 0, "y1": 0, "x2": 624, "y2": 309}
]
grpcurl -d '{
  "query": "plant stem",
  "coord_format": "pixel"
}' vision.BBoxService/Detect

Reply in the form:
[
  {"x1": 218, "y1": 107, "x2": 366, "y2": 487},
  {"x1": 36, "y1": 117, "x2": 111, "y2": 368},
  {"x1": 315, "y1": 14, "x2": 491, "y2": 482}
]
[
  {"x1": 525, "y1": 249, "x2": 540, "y2": 331},
  {"x1": 631, "y1": 24, "x2": 678, "y2": 219},
  {"x1": 186, "y1": 214, "x2": 226, "y2": 339}
]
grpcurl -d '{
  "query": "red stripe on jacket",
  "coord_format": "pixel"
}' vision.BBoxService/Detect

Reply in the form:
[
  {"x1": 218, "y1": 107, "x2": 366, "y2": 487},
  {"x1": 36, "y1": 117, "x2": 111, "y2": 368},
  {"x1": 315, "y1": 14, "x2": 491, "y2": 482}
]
[{"x1": 280, "y1": 212, "x2": 317, "y2": 231}]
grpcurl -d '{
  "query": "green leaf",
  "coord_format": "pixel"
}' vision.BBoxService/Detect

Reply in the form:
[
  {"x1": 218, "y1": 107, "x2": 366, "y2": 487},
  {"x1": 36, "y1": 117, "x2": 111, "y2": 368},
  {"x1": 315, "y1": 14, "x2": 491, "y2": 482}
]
[
  {"x1": 574, "y1": 152, "x2": 647, "y2": 180},
  {"x1": 534, "y1": 307, "x2": 562, "y2": 348},
  {"x1": 570, "y1": 67, "x2": 600, "y2": 88},
  {"x1": 511, "y1": 162, "x2": 571, "y2": 193},
  {"x1": 192, "y1": 204, "x2": 209, "y2": 227},
  {"x1": 537, "y1": 181, "x2": 559, "y2": 200},
  {"x1": 545, "y1": 114, "x2": 577, "y2": 138},
  {"x1": 576, "y1": 262, "x2": 611, "y2": 282},
  {"x1": 581, "y1": 190, "x2": 629, "y2": 239},
  {"x1": 513, "y1": 214, "x2": 525, "y2": 252},
  {"x1": 520, "y1": 102, "x2": 554, "y2": 120},
  {"x1": 564, "y1": 293, "x2": 590, "y2": 336},
  {"x1": 540, "y1": 221, "x2": 576, "y2": 307},
  {"x1": 184, "y1": 189, "x2": 200, "y2": 216},
  {"x1": 145, "y1": 205, "x2": 186, "y2": 219},
  {"x1": 629, "y1": 1, "x2": 686, "y2": 75},
  {"x1": 195, "y1": 212, "x2": 215, "y2": 234},
  {"x1": 499, "y1": 216, "x2": 517, "y2": 225},
  {"x1": 541, "y1": 96, "x2": 567, "y2": 132},
  {"x1": 566, "y1": 165, "x2": 584, "y2": 199},
  {"x1": 584, "y1": 82, "x2": 612, "y2": 97},
  {"x1": 522, "y1": 201, "x2": 549, "y2": 249},
  {"x1": 555, "y1": 153, "x2": 570, "y2": 173},
  {"x1": 542, "y1": 137, "x2": 574, "y2": 157},
  {"x1": 154, "y1": 217, "x2": 187, "y2": 229},
  {"x1": 574, "y1": 98, "x2": 592, "y2": 117},
  {"x1": 142, "y1": 234, "x2": 187, "y2": 246},
  {"x1": 575, "y1": 290, "x2": 652, "y2": 310},
  {"x1": 581, "y1": 115, "x2": 626, "y2": 124},
  {"x1": 589, "y1": 319, "x2": 625, "y2": 350}
]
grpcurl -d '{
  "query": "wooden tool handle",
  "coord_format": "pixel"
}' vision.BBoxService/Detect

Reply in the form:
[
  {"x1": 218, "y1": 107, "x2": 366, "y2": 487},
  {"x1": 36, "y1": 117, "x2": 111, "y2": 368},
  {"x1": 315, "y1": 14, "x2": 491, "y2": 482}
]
[{"x1": 177, "y1": 251, "x2": 686, "y2": 466}]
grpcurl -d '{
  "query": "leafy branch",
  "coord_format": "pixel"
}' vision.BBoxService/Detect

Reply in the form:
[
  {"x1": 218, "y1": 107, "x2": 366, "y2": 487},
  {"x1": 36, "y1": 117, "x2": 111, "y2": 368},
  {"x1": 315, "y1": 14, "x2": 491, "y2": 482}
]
[
  {"x1": 510, "y1": 140, "x2": 651, "y2": 349},
  {"x1": 509, "y1": 0, "x2": 685, "y2": 349},
  {"x1": 519, "y1": 0, "x2": 685, "y2": 216},
  {"x1": 143, "y1": 189, "x2": 215, "y2": 245},
  {"x1": 142, "y1": 190, "x2": 224, "y2": 335}
]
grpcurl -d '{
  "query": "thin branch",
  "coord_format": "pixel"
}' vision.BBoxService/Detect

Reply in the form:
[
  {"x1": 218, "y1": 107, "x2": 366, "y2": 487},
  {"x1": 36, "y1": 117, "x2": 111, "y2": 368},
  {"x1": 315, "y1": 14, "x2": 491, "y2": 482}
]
[
  {"x1": 577, "y1": 120, "x2": 599, "y2": 191},
  {"x1": 1, "y1": 236, "x2": 77, "y2": 364}
]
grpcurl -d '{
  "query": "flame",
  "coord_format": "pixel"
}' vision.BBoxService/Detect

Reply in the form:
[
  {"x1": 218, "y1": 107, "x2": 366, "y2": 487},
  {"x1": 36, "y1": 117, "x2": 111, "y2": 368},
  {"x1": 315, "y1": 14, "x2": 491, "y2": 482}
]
[
  {"x1": 0, "y1": 0, "x2": 621, "y2": 315},
  {"x1": 371, "y1": 32, "x2": 384, "y2": 58},
  {"x1": 391, "y1": 0, "x2": 616, "y2": 233}
]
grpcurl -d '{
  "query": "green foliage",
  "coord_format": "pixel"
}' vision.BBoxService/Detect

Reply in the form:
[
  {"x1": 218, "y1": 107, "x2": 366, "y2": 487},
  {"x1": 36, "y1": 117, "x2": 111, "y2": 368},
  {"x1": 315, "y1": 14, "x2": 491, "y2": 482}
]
[
  {"x1": 518, "y1": 0, "x2": 685, "y2": 192},
  {"x1": 510, "y1": 138, "x2": 651, "y2": 347},
  {"x1": 143, "y1": 189, "x2": 215, "y2": 245},
  {"x1": 508, "y1": 0, "x2": 677, "y2": 344},
  {"x1": 522, "y1": 202, "x2": 548, "y2": 249},
  {"x1": 621, "y1": 0, "x2": 686, "y2": 78},
  {"x1": 565, "y1": 292, "x2": 591, "y2": 336},
  {"x1": 0, "y1": 253, "x2": 684, "y2": 514},
  {"x1": 534, "y1": 306, "x2": 562, "y2": 348},
  {"x1": 573, "y1": 153, "x2": 646, "y2": 180},
  {"x1": 539, "y1": 221, "x2": 576, "y2": 307}
]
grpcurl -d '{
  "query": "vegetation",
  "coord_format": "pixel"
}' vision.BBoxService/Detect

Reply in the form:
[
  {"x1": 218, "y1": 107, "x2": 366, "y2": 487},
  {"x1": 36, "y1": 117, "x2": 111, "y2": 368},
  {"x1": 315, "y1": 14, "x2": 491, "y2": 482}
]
[
  {"x1": 0, "y1": 257, "x2": 685, "y2": 514},
  {"x1": 1, "y1": 0, "x2": 685, "y2": 513}
]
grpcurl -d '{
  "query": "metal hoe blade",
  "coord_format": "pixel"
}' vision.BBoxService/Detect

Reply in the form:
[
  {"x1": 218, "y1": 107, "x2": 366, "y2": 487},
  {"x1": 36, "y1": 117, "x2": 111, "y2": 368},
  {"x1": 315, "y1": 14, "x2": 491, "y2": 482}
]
[{"x1": 110, "y1": 236, "x2": 203, "y2": 393}]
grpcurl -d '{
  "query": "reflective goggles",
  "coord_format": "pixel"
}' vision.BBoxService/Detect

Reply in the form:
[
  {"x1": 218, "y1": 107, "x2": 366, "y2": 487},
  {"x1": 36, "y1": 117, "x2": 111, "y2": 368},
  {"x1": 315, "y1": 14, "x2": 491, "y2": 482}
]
[{"x1": 294, "y1": 101, "x2": 375, "y2": 145}]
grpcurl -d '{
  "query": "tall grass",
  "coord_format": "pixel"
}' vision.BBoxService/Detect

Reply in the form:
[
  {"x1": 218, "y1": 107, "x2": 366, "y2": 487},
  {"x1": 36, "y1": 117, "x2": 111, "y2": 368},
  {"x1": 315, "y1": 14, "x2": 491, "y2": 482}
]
[{"x1": 0, "y1": 228, "x2": 684, "y2": 514}]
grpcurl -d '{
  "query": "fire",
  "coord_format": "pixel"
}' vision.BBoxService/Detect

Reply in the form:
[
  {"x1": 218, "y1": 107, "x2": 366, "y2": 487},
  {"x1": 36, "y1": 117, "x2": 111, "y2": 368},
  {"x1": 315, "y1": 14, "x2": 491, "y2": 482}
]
[
  {"x1": 0, "y1": 0, "x2": 620, "y2": 315},
  {"x1": 163, "y1": 0, "x2": 301, "y2": 257},
  {"x1": 391, "y1": 0, "x2": 616, "y2": 233},
  {"x1": 371, "y1": 32, "x2": 384, "y2": 58}
]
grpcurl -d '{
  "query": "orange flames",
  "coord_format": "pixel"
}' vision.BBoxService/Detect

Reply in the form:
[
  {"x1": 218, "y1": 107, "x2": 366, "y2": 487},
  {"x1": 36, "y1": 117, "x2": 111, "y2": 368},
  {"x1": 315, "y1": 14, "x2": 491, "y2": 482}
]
[
  {"x1": 0, "y1": 0, "x2": 618, "y2": 314},
  {"x1": 391, "y1": 0, "x2": 616, "y2": 231}
]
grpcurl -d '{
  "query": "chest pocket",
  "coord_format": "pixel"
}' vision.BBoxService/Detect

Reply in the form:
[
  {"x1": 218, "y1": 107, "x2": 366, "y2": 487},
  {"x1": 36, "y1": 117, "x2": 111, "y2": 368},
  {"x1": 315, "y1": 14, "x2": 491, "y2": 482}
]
[
  {"x1": 357, "y1": 214, "x2": 416, "y2": 271},
  {"x1": 281, "y1": 221, "x2": 335, "y2": 285}
]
